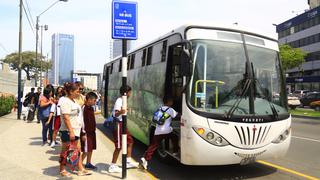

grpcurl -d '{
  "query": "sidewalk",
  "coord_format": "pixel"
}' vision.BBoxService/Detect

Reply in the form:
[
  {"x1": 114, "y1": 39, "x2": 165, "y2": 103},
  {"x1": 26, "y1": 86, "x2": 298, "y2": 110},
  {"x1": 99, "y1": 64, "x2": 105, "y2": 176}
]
[{"x1": 0, "y1": 113, "x2": 153, "y2": 180}]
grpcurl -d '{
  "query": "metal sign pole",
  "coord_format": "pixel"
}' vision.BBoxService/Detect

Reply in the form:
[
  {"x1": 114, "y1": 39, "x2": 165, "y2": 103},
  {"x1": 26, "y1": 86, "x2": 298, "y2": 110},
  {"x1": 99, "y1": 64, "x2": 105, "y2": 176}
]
[{"x1": 121, "y1": 39, "x2": 127, "y2": 179}]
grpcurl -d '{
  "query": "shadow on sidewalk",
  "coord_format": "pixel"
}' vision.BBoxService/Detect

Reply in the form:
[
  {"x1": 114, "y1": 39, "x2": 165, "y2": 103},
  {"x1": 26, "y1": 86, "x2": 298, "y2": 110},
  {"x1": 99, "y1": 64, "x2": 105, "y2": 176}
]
[
  {"x1": 30, "y1": 137, "x2": 42, "y2": 140},
  {"x1": 42, "y1": 165, "x2": 60, "y2": 178},
  {"x1": 29, "y1": 141, "x2": 43, "y2": 146},
  {"x1": 94, "y1": 163, "x2": 122, "y2": 179}
]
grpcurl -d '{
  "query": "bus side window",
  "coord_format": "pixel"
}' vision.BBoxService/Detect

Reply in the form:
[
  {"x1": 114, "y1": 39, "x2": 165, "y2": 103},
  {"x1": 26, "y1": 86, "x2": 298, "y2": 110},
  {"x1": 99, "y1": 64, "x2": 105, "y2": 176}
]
[
  {"x1": 110, "y1": 63, "x2": 113, "y2": 74},
  {"x1": 130, "y1": 54, "x2": 135, "y2": 69},
  {"x1": 142, "y1": 49, "x2": 147, "y2": 67},
  {"x1": 161, "y1": 40, "x2": 167, "y2": 62},
  {"x1": 146, "y1": 46, "x2": 153, "y2": 65}
]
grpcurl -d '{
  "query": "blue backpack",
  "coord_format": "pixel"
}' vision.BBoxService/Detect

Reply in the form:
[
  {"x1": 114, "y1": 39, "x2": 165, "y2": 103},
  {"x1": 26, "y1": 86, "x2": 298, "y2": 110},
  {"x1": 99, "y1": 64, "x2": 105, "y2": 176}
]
[{"x1": 152, "y1": 107, "x2": 170, "y2": 125}]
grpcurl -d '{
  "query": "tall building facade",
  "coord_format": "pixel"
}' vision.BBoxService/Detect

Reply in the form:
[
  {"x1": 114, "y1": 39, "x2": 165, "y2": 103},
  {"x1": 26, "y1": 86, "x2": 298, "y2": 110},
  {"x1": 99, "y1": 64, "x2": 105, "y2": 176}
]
[
  {"x1": 49, "y1": 33, "x2": 74, "y2": 85},
  {"x1": 277, "y1": 4, "x2": 320, "y2": 92}
]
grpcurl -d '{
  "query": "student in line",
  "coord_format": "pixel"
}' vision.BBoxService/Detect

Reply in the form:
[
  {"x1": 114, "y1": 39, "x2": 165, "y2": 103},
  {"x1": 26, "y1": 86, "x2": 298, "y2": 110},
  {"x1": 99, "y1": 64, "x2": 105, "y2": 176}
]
[
  {"x1": 140, "y1": 96, "x2": 179, "y2": 170},
  {"x1": 108, "y1": 85, "x2": 139, "y2": 173},
  {"x1": 81, "y1": 92, "x2": 98, "y2": 170}
]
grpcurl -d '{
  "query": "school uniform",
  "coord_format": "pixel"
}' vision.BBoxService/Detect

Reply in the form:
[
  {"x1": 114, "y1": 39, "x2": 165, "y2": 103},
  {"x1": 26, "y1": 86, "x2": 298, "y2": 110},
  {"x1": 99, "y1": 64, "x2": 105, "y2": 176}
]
[
  {"x1": 50, "y1": 103, "x2": 61, "y2": 132},
  {"x1": 144, "y1": 106, "x2": 179, "y2": 161},
  {"x1": 112, "y1": 97, "x2": 133, "y2": 149},
  {"x1": 81, "y1": 105, "x2": 97, "y2": 152}
]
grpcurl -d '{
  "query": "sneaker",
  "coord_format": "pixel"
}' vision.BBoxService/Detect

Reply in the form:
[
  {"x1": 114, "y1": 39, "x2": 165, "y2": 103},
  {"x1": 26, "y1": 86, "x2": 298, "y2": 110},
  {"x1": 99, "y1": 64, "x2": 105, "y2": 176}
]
[
  {"x1": 50, "y1": 141, "x2": 55, "y2": 148},
  {"x1": 127, "y1": 160, "x2": 139, "y2": 169},
  {"x1": 140, "y1": 157, "x2": 148, "y2": 169},
  {"x1": 108, "y1": 164, "x2": 122, "y2": 173},
  {"x1": 85, "y1": 163, "x2": 97, "y2": 170},
  {"x1": 55, "y1": 141, "x2": 60, "y2": 145}
]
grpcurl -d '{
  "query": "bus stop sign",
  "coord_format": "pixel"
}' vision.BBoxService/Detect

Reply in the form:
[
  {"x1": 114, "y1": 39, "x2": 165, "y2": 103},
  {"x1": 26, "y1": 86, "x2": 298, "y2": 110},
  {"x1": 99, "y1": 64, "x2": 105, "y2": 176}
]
[{"x1": 112, "y1": 0, "x2": 137, "y2": 40}]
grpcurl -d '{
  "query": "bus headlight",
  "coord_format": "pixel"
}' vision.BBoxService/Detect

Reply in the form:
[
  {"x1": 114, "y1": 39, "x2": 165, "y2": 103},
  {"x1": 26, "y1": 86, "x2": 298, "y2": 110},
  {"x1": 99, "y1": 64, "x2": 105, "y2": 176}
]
[
  {"x1": 272, "y1": 128, "x2": 291, "y2": 144},
  {"x1": 192, "y1": 127, "x2": 229, "y2": 146}
]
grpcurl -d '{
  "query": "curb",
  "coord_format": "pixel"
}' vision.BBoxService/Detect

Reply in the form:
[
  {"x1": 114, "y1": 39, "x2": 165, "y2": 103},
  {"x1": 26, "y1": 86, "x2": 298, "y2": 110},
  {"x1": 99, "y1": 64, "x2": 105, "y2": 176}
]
[{"x1": 292, "y1": 115, "x2": 320, "y2": 120}]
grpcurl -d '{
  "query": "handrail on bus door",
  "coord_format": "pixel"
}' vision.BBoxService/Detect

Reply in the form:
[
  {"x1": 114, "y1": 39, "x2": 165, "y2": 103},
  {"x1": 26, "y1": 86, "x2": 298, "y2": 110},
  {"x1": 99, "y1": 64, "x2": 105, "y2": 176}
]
[{"x1": 195, "y1": 80, "x2": 225, "y2": 108}]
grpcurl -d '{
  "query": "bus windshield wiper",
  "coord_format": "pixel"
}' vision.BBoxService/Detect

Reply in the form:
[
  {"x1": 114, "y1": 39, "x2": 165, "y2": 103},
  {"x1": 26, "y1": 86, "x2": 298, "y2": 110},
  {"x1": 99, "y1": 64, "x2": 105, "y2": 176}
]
[{"x1": 225, "y1": 67, "x2": 252, "y2": 119}]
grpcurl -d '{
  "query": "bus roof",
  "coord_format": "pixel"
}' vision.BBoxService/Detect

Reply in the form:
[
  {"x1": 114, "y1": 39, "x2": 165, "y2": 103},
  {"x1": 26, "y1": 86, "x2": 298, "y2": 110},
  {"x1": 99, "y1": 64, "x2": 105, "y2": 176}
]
[{"x1": 110, "y1": 23, "x2": 277, "y2": 62}]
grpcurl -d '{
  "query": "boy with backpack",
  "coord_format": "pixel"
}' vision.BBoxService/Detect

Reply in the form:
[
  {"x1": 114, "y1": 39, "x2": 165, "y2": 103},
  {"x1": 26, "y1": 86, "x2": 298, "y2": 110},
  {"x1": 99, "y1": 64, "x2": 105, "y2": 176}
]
[
  {"x1": 108, "y1": 85, "x2": 139, "y2": 173},
  {"x1": 140, "y1": 96, "x2": 179, "y2": 170},
  {"x1": 80, "y1": 92, "x2": 98, "y2": 170}
]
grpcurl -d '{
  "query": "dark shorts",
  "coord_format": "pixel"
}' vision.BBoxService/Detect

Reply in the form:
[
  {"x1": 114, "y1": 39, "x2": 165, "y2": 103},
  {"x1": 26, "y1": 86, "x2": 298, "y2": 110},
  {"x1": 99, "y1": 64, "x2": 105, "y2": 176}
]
[
  {"x1": 81, "y1": 132, "x2": 97, "y2": 152},
  {"x1": 113, "y1": 122, "x2": 133, "y2": 149},
  {"x1": 53, "y1": 116, "x2": 61, "y2": 131},
  {"x1": 60, "y1": 131, "x2": 79, "y2": 143}
]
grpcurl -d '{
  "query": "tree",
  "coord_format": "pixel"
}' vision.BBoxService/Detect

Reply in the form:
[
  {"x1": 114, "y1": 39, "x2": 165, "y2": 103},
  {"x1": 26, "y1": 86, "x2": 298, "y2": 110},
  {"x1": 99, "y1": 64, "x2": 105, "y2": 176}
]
[
  {"x1": 279, "y1": 44, "x2": 307, "y2": 71},
  {"x1": 1, "y1": 51, "x2": 52, "y2": 80}
]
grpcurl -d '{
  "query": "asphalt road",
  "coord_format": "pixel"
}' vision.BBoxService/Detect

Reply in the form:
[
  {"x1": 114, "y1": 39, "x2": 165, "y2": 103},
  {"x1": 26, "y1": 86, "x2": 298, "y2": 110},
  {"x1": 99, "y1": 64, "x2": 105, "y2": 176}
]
[{"x1": 96, "y1": 116, "x2": 320, "y2": 180}]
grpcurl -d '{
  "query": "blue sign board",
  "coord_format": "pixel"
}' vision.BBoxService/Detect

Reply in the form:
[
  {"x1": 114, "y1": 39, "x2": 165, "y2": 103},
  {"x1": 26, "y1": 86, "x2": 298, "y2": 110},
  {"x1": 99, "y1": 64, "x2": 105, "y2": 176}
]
[{"x1": 112, "y1": 0, "x2": 137, "y2": 40}]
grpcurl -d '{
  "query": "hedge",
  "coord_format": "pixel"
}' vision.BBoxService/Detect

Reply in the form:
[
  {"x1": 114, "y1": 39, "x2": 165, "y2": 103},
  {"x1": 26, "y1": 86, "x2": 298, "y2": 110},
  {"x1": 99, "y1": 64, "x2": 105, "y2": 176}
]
[{"x1": 0, "y1": 95, "x2": 15, "y2": 117}]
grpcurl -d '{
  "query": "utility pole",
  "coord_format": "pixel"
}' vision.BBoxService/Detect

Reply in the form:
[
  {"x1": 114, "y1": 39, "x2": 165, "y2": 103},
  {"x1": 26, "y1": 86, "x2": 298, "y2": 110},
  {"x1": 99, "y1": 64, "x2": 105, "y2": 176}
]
[
  {"x1": 35, "y1": 16, "x2": 39, "y2": 87},
  {"x1": 17, "y1": 0, "x2": 23, "y2": 119}
]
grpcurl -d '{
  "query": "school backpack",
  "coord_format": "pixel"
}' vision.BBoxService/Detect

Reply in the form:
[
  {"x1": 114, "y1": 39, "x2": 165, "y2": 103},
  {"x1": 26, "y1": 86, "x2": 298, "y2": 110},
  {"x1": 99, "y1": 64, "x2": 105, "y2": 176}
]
[{"x1": 152, "y1": 107, "x2": 170, "y2": 125}]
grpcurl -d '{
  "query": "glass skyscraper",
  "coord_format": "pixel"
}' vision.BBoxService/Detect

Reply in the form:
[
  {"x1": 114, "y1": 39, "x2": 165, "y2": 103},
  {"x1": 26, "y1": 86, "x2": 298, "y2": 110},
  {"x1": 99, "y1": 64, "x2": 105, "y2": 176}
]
[{"x1": 49, "y1": 33, "x2": 74, "y2": 85}]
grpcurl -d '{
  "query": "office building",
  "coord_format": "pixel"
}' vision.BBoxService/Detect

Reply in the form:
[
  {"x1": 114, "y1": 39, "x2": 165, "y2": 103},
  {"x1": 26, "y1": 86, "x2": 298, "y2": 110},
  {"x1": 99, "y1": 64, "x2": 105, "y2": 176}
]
[
  {"x1": 72, "y1": 70, "x2": 101, "y2": 90},
  {"x1": 49, "y1": 33, "x2": 74, "y2": 85},
  {"x1": 277, "y1": 3, "x2": 320, "y2": 92}
]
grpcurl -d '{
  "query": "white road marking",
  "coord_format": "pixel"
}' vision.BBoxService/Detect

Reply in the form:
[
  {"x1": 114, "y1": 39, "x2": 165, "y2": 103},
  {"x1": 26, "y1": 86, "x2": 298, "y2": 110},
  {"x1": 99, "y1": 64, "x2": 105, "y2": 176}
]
[{"x1": 292, "y1": 136, "x2": 320, "y2": 143}]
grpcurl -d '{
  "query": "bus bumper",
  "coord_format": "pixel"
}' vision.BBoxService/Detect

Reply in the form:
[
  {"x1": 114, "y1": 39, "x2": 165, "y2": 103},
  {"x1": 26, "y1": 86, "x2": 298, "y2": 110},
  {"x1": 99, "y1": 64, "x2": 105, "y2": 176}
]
[{"x1": 180, "y1": 129, "x2": 291, "y2": 165}]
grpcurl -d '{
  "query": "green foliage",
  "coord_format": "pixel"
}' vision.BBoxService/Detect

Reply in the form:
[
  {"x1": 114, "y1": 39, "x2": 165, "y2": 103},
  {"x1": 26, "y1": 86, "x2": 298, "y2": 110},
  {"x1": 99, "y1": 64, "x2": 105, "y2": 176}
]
[
  {"x1": 0, "y1": 96, "x2": 15, "y2": 117},
  {"x1": 279, "y1": 44, "x2": 307, "y2": 71},
  {"x1": 1, "y1": 51, "x2": 52, "y2": 80}
]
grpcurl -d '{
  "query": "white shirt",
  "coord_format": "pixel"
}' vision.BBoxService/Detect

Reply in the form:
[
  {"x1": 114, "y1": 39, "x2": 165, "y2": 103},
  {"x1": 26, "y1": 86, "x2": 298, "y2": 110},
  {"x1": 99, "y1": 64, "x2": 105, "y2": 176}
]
[
  {"x1": 112, "y1": 97, "x2": 123, "y2": 121},
  {"x1": 59, "y1": 97, "x2": 83, "y2": 136},
  {"x1": 154, "y1": 106, "x2": 178, "y2": 135},
  {"x1": 50, "y1": 103, "x2": 61, "y2": 116}
]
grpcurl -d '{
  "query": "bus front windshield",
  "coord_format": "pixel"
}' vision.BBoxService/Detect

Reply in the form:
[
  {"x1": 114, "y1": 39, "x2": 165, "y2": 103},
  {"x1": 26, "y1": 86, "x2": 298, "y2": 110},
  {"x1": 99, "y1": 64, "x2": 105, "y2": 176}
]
[{"x1": 188, "y1": 34, "x2": 288, "y2": 120}]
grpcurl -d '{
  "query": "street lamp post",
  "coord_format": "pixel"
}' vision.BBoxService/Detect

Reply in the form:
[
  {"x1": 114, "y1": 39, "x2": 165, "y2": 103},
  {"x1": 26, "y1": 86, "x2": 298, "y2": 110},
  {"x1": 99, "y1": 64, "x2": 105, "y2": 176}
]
[
  {"x1": 40, "y1": 24, "x2": 48, "y2": 87},
  {"x1": 17, "y1": 0, "x2": 23, "y2": 119},
  {"x1": 34, "y1": 0, "x2": 68, "y2": 87}
]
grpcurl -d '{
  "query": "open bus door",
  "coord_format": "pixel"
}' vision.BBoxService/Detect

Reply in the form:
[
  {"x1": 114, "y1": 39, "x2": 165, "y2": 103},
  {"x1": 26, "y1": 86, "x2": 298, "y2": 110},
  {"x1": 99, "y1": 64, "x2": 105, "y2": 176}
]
[{"x1": 156, "y1": 42, "x2": 192, "y2": 161}]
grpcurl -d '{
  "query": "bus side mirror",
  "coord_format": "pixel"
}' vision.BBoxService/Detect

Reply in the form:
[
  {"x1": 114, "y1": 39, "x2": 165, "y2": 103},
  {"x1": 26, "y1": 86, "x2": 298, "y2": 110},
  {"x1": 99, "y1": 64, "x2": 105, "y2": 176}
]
[{"x1": 180, "y1": 50, "x2": 192, "y2": 77}]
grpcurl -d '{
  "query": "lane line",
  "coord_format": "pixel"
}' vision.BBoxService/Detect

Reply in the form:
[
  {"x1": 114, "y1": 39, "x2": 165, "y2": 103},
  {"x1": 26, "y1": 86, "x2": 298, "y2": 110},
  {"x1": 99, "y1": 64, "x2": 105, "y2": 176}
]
[
  {"x1": 257, "y1": 160, "x2": 320, "y2": 180},
  {"x1": 97, "y1": 124, "x2": 158, "y2": 180},
  {"x1": 292, "y1": 136, "x2": 320, "y2": 143}
]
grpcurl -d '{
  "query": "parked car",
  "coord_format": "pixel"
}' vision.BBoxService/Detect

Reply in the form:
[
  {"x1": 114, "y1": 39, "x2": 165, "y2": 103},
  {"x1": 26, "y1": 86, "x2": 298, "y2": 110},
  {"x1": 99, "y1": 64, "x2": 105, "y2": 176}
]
[
  {"x1": 292, "y1": 90, "x2": 310, "y2": 98},
  {"x1": 310, "y1": 101, "x2": 320, "y2": 111},
  {"x1": 288, "y1": 95, "x2": 301, "y2": 109},
  {"x1": 300, "y1": 92, "x2": 320, "y2": 107}
]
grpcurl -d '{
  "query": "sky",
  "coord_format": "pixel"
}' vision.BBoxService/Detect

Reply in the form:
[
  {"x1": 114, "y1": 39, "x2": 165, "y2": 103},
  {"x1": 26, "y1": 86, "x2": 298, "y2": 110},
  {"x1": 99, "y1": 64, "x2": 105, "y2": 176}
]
[{"x1": 0, "y1": 0, "x2": 310, "y2": 73}]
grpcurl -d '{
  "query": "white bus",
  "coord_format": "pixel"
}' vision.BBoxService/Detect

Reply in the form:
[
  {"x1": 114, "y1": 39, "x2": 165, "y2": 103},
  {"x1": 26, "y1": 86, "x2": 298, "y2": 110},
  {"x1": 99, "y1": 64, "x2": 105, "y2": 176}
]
[{"x1": 101, "y1": 24, "x2": 291, "y2": 165}]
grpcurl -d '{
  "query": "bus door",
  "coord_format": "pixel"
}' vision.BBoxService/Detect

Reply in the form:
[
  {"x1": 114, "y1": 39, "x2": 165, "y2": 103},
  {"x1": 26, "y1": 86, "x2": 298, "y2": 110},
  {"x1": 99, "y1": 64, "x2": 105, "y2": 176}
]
[{"x1": 158, "y1": 44, "x2": 184, "y2": 159}]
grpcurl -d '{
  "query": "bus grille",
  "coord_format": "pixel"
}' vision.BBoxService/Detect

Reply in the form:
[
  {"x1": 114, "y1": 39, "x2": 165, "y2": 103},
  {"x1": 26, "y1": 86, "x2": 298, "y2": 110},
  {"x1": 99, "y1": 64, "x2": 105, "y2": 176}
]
[{"x1": 234, "y1": 125, "x2": 271, "y2": 146}]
